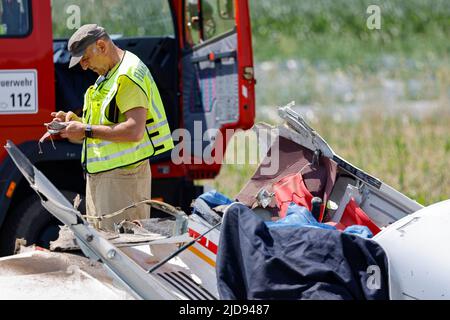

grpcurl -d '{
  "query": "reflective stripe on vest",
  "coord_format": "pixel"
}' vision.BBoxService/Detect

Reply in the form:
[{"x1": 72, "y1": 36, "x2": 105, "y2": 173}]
[
  {"x1": 87, "y1": 119, "x2": 170, "y2": 149},
  {"x1": 81, "y1": 51, "x2": 174, "y2": 173},
  {"x1": 86, "y1": 141, "x2": 153, "y2": 164}
]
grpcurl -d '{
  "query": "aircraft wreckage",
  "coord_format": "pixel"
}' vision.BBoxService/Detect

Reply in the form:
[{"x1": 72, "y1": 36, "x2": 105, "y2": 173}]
[{"x1": 0, "y1": 105, "x2": 449, "y2": 300}]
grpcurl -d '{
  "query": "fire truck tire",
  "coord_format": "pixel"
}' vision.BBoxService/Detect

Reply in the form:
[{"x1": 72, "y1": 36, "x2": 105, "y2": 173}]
[{"x1": 0, "y1": 190, "x2": 81, "y2": 256}]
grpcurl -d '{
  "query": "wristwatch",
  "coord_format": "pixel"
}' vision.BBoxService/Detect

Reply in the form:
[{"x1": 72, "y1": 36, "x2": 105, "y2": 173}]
[{"x1": 85, "y1": 124, "x2": 94, "y2": 138}]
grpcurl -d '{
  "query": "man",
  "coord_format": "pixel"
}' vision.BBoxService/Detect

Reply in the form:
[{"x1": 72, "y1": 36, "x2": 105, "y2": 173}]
[{"x1": 53, "y1": 24, "x2": 174, "y2": 231}]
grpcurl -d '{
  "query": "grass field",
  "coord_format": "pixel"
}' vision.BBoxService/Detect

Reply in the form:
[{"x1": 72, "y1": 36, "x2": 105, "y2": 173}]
[{"x1": 250, "y1": 0, "x2": 449, "y2": 68}]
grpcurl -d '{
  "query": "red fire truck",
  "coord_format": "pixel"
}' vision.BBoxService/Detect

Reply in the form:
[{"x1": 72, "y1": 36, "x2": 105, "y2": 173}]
[{"x1": 0, "y1": 0, "x2": 255, "y2": 255}]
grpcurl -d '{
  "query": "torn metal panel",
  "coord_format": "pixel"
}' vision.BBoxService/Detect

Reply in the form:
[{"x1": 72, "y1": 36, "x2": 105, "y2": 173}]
[
  {"x1": 50, "y1": 223, "x2": 185, "y2": 252},
  {"x1": 278, "y1": 103, "x2": 335, "y2": 158}
]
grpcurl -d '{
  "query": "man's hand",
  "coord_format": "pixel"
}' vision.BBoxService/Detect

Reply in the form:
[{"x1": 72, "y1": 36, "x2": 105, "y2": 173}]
[
  {"x1": 54, "y1": 107, "x2": 147, "y2": 143},
  {"x1": 60, "y1": 121, "x2": 86, "y2": 141},
  {"x1": 51, "y1": 111, "x2": 81, "y2": 123}
]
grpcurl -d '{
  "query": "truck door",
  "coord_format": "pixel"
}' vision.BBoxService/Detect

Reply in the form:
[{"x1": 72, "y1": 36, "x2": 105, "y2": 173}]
[
  {"x1": 181, "y1": 0, "x2": 255, "y2": 168},
  {"x1": 0, "y1": 0, "x2": 55, "y2": 140}
]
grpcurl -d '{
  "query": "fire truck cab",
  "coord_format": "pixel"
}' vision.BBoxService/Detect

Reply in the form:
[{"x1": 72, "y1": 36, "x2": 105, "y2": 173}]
[{"x1": 0, "y1": 0, "x2": 255, "y2": 255}]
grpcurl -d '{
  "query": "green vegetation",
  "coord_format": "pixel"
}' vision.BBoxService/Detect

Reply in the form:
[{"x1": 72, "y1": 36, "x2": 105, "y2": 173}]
[
  {"x1": 51, "y1": 0, "x2": 174, "y2": 38},
  {"x1": 250, "y1": 0, "x2": 449, "y2": 68}
]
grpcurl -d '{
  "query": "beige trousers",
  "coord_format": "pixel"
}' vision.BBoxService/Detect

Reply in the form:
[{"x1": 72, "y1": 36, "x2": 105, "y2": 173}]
[{"x1": 85, "y1": 161, "x2": 151, "y2": 232}]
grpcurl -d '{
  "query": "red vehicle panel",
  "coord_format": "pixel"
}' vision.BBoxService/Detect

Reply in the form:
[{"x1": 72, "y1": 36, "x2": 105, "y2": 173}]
[{"x1": 0, "y1": 0, "x2": 255, "y2": 256}]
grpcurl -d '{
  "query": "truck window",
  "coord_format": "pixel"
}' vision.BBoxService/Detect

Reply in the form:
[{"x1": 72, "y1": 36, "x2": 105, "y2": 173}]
[
  {"x1": 185, "y1": 0, "x2": 235, "y2": 46},
  {"x1": 0, "y1": 0, "x2": 31, "y2": 37},
  {"x1": 51, "y1": 0, "x2": 174, "y2": 38}
]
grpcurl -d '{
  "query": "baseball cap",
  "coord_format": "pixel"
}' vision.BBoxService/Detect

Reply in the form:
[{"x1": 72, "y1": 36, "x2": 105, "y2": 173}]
[{"x1": 68, "y1": 24, "x2": 107, "y2": 68}]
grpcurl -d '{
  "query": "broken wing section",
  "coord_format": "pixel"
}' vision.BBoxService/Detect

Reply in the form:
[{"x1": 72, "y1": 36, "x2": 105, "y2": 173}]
[{"x1": 3, "y1": 140, "x2": 181, "y2": 300}]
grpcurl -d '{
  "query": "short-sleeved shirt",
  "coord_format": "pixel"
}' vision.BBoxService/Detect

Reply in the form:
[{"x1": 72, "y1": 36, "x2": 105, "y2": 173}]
[
  {"x1": 111, "y1": 71, "x2": 149, "y2": 169},
  {"x1": 116, "y1": 75, "x2": 149, "y2": 114}
]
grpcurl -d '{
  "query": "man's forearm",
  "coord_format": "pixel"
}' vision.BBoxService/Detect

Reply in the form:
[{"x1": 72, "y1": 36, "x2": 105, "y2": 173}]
[
  {"x1": 89, "y1": 121, "x2": 144, "y2": 142},
  {"x1": 87, "y1": 108, "x2": 147, "y2": 142},
  {"x1": 60, "y1": 107, "x2": 147, "y2": 142}
]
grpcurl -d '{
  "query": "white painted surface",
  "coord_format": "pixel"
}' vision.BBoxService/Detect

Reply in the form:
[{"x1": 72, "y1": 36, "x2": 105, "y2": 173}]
[
  {"x1": 374, "y1": 200, "x2": 450, "y2": 300},
  {"x1": 0, "y1": 70, "x2": 38, "y2": 114},
  {"x1": 0, "y1": 250, "x2": 134, "y2": 300}
]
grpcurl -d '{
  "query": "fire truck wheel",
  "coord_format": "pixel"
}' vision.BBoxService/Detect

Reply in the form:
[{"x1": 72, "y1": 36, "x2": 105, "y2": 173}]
[{"x1": 0, "y1": 191, "x2": 82, "y2": 256}]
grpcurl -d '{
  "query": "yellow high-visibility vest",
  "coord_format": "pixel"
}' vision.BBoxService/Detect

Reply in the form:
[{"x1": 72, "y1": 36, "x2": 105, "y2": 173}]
[{"x1": 81, "y1": 51, "x2": 174, "y2": 173}]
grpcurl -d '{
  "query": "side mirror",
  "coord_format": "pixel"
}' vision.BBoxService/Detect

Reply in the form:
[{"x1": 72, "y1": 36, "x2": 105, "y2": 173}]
[{"x1": 189, "y1": 15, "x2": 200, "y2": 31}]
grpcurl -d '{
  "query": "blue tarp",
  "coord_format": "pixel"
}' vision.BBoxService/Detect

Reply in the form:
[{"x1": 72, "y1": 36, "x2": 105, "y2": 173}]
[
  {"x1": 216, "y1": 203, "x2": 389, "y2": 300},
  {"x1": 198, "y1": 190, "x2": 233, "y2": 208},
  {"x1": 266, "y1": 203, "x2": 373, "y2": 239}
]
